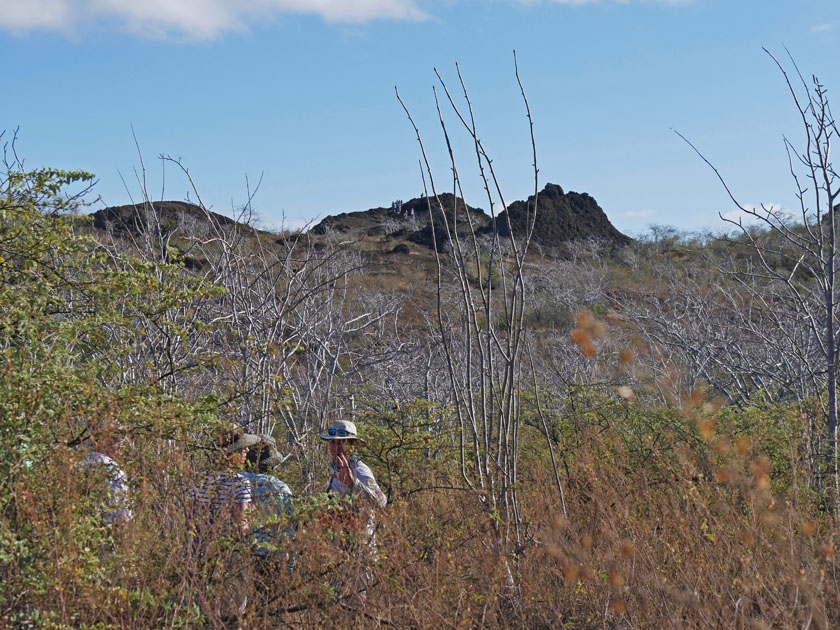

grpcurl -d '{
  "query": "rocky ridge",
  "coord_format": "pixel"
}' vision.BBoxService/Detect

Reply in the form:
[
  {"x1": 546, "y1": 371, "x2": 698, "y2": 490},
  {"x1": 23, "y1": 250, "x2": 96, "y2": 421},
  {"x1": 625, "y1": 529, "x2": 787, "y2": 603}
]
[
  {"x1": 90, "y1": 183, "x2": 630, "y2": 257},
  {"x1": 312, "y1": 182, "x2": 630, "y2": 252}
]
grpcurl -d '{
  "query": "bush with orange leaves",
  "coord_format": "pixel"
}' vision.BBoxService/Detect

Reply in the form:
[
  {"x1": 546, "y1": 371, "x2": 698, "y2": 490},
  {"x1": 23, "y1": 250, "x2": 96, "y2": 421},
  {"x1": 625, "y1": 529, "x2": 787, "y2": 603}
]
[{"x1": 3, "y1": 392, "x2": 838, "y2": 628}]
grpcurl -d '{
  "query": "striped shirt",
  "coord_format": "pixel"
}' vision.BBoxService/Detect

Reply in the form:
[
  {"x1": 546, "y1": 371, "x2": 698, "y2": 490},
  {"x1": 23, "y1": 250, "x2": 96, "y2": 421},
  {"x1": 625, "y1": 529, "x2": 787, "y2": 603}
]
[{"x1": 189, "y1": 471, "x2": 251, "y2": 527}]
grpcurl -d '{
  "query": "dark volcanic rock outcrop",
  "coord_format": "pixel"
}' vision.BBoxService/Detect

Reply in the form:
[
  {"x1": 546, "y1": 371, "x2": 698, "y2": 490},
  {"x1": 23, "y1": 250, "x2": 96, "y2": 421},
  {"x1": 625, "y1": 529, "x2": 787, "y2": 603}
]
[
  {"x1": 94, "y1": 184, "x2": 629, "y2": 258},
  {"x1": 311, "y1": 184, "x2": 629, "y2": 254},
  {"x1": 406, "y1": 194, "x2": 489, "y2": 249},
  {"x1": 490, "y1": 183, "x2": 630, "y2": 249},
  {"x1": 92, "y1": 201, "x2": 240, "y2": 239},
  {"x1": 311, "y1": 206, "x2": 391, "y2": 235},
  {"x1": 312, "y1": 193, "x2": 488, "y2": 246}
]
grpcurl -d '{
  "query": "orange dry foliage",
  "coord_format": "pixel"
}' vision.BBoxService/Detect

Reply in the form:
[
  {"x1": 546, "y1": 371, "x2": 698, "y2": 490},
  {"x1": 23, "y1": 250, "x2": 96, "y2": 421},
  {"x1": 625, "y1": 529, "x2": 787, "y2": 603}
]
[
  {"x1": 571, "y1": 328, "x2": 596, "y2": 358},
  {"x1": 5, "y1": 409, "x2": 839, "y2": 629}
]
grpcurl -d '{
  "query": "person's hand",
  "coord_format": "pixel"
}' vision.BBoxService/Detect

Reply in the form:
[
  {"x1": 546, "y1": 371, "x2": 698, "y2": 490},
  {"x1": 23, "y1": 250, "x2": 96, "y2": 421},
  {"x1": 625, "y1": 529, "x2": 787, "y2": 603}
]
[
  {"x1": 232, "y1": 501, "x2": 253, "y2": 538},
  {"x1": 332, "y1": 453, "x2": 355, "y2": 487}
]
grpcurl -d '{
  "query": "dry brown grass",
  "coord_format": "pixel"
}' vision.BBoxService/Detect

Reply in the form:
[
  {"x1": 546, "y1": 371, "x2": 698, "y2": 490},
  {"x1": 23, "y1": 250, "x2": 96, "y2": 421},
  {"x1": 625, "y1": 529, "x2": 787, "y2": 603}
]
[{"x1": 4, "y1": 413, "x2": 838, "y2": 629}]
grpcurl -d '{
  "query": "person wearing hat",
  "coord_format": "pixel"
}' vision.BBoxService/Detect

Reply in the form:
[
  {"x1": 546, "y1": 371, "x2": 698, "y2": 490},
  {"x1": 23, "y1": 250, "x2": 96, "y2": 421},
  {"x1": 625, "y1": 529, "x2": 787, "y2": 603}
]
[
  {"x1": 321, "y1": 420, "x2": 386, "y2": 603},
  {"x1": 321, "y1": 420, "x2": 386, "y2": 511},
  {"x1": 188, "y1": 428, "x2": 261, "y2": 622},
  {"x1": 243, "y1": 435, "x2": 293, "y2": 556},
  {"x1": 189, "y1": 429, "x2": 261, "y2": 539}
]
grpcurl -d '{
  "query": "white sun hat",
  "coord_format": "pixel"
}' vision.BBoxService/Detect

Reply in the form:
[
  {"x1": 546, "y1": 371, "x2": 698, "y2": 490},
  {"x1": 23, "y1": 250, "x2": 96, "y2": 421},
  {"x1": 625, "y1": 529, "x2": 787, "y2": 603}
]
[{"x1": 319, "y1": 419, "x2": 359, "y2": 440}]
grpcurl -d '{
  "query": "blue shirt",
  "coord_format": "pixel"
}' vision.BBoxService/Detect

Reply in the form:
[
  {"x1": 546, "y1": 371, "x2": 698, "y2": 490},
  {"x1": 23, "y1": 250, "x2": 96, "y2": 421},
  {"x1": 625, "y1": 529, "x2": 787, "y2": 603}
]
[{"x1": 242, "y1": 472, "x2": 293, "y2": 554}]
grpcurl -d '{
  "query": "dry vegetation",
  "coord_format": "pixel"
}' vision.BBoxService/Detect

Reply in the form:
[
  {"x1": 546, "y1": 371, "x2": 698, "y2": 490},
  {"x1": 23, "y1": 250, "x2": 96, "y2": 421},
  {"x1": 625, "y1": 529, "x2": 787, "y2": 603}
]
[
  {"x1": 4, "y1": 167, "x2": 839, "y2": 629},
  {"x1": 8, "y1": 390, "x2": 838, "y2": 629},
  {"x1": 3, "y1": 52, "x2": 840, "y2": 628}
]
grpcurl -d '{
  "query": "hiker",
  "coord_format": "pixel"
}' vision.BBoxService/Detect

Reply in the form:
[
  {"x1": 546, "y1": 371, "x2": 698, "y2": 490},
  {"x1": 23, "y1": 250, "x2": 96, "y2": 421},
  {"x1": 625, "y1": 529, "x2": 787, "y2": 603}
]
[
  {"x1": 322, "y1": 420, "x2": 386, "y2": 515},
  {"x1": 243, "y1": 435, "x2": 293, "y2": 556},
  {"x1": 189, "y1": 429, "x2": 259, "y2": 539},
  {"x1": 321, "y1": 420, "x2": 386, "y2": 603},
  {"x1": 80, "y1": 423, "x2": 133, "y2": 526},
  {"x1": 321, "y1": 420, "x2": 386, "y2": 553},
  {"x1": 188, "y1": 429, "x2": 260, "y2": 621}
]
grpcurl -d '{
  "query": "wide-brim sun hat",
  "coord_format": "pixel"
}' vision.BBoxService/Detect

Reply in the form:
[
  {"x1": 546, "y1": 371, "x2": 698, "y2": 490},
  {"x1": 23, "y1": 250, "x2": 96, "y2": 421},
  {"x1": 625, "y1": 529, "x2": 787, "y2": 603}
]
[
  {"x1": 319, "y1": 420, "x2": 359, "y2": 441},
  {"x1": 247, "y1": 434, "x2": 283, "y2": 470},
  {"x1": 220, "y1": 430, "x2": 261, "y2": 454}
]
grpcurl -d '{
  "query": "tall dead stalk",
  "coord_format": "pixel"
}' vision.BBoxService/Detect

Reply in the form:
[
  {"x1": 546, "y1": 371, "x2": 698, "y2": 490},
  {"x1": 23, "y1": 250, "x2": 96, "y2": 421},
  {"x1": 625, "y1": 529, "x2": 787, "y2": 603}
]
[{"x1": 396, "y1": 52, "x2": 567, "y2": 559}]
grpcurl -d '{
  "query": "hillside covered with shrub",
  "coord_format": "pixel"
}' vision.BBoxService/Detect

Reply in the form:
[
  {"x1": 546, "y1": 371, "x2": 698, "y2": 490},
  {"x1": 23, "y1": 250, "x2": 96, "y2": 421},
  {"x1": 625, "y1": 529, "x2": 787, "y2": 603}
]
[{"x1": 2, "y1": 137, "x2": 839, "y2": 630}]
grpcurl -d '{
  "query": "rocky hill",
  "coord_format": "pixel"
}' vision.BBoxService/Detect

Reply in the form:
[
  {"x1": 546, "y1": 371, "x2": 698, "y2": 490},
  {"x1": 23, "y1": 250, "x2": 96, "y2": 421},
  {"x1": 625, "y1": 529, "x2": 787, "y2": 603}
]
[
  {"x1": 312, "y1": 193, "x2": 488, "y2": 242},
  {"x1": 312, "y1": 183, "x2": 630, "y2": 253},
  {"x1": 91, "y1": 201, "x2": 242, "y2": 240},
  {"x1": 92, "y1": 183, "x2": 630, "y2": 259},
  {"x1": 489, "y1": 183, "x2": 631, "y2": 249}
]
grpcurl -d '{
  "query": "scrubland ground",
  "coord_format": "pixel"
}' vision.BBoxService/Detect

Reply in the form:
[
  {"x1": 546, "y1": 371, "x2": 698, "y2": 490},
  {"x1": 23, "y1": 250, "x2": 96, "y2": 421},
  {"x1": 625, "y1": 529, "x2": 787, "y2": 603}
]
[{"x1": 2, "y1": 163, "x2": 839, "y2": 629}]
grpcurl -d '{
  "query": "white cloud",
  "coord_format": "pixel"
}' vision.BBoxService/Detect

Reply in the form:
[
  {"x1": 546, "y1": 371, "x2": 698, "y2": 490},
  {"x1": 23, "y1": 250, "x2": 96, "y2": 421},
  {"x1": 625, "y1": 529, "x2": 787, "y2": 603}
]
[
  {"x1": 720, "y1": 202, "x2": 793, "y2": 225},
  {"x1": 0, "y1": 0, "x2": 428, "y2": 39},
  {"x1": 270, "y1": 216, "x2": 319, "y2": 233},
  {"x1": 0, "y1": 0, "x2": 73, "y2": 31},
  {"x1": 811, "y1": 23, "x2": 835, "y2": 33},
  {"x1": 619, "y1": 209, "x2": 653, "y2": 219},
  {"x1": 0, "y1": 0, "x2": 702, "y2": 39},
  {"x1": 542, "y1": 0, "x2": 600, "y2": 5}
]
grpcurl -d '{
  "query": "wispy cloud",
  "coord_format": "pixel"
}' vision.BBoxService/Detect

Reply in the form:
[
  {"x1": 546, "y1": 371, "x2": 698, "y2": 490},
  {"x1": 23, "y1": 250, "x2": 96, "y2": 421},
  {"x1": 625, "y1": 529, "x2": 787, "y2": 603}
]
[
  {"x1": 0, "y1": 0, "x2": 428, "y2": 40},
  {"x1": 810, "y1": 23, "x2": 835, "y2": 34},
  {"x1": 262, "y1": 216, "x2": 319, "y2": 233},
  {"x1": 1, "y1": 0, "x2": 74, "y2": 31},
  {"x1": 619, "y1": 209, "x2": 653, "y2": 219},
  {"x1": 1, "y1": 0, "x2": 699, "y2": 39},
  {"x1": 530, "y1": 0, "x2": 695, "y2": 5},
  {"x1": 720, "y1": 203, "x2": 792, "y2": 225}
]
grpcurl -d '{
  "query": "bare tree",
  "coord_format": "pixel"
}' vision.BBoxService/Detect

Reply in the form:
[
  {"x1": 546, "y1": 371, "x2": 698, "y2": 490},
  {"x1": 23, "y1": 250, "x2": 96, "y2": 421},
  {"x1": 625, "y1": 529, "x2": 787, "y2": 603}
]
[
  {"x1": 91, "y1": 152, "x2": 405, "y2": 475},
  {"x1": 680, "y1": 48, "x2": 839, "y2": 502},
  {"x1": 397, "y1": 53, "x2": 569, "y2": 575},
  {"x1": 614, "y1": 251, "x2": 817, "y2": 407}
]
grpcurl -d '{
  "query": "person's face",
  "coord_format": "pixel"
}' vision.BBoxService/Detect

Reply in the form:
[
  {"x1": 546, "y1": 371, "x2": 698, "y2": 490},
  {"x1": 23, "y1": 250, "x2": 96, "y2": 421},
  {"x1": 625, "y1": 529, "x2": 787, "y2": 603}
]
[
  {"x1": 327, "y1": 439, "x2": 349, "y2": 460},
  {"x1": 227, "y1": 446, "x2": 249, "y2": 468},
  {"x1": 94, "y1": 430, "x2": 126, "y2": 458}
]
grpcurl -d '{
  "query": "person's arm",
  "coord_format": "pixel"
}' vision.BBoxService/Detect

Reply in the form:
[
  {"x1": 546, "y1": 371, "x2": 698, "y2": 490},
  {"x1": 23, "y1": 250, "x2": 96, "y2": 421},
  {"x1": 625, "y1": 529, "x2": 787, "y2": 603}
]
[
  {"x1": 349, "y1": 460, "x2": 387, "y2": 508},
  {"x1": 114, "y1": 495, "x2": 133, "y2": 523},
  {"x1": 330, "y1": 454, "x2": 355, "y2": 497},
  {"x1": 111, "y1": 467, "x2": 133, "y2": 523},
  {"x1": 231, "y1": 474, "x2": 253, "y2": 537},
  {"x1": 231, "y1": 501, "x2": 253, "y2": 537}
]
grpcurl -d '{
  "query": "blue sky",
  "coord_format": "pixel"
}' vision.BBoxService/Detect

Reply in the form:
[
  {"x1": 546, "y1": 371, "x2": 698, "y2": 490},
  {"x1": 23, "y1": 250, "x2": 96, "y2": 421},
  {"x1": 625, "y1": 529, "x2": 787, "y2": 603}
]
[{"x1": 2, "y1": 0, "x2": 838, "y2": 235}]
